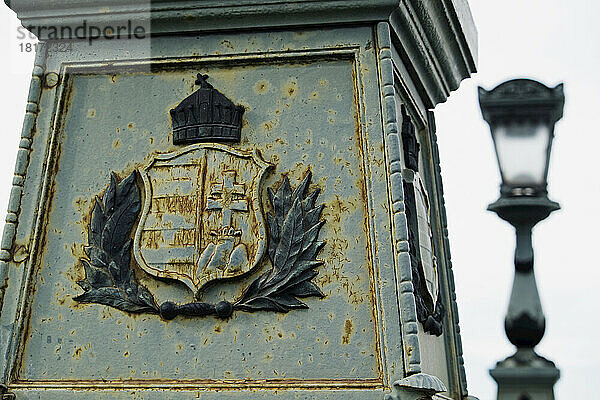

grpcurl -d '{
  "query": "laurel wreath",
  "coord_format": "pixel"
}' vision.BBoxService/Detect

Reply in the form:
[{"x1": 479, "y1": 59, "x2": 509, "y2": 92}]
[
  {"x1": 233, "y1": 171, "x2": 325, "y2": 312},
  {"x1": 74, "y1": 172, "x2": 159, "y2": 313},
  {"x1": 74, "y1": 170, "x2": 325, "y2": 320}
]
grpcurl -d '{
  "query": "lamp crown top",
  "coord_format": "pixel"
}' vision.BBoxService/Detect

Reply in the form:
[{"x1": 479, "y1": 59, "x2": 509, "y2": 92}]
[{"x1": 478, "y1": 79, "x2": 565, "y2": 124}]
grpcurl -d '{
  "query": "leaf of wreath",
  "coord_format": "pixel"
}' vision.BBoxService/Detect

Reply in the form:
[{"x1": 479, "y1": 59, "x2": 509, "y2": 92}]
[
  {"x1": 74, "y1": 171, "x2": 159, "y2": 314},
  {"x1": 235, "y1": 171, "x2": 325, "y2": 313}
]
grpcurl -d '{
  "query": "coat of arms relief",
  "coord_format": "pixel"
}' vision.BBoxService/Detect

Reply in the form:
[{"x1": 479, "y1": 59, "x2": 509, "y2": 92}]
[
  {"x1": 399, "y1": 106, "x2": 444, "y2": 336},
  {"x1": 134, "y1": 144, "x2": 271, "y2": 295},
  {"x1": 74, "y1": 74, "x2": 326, "y2": 320}
]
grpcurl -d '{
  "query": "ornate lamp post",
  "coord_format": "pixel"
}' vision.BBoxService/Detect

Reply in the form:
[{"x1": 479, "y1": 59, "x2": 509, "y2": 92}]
[{"x1": 478, "y1": 79, "x2": 564, "y2": 400}]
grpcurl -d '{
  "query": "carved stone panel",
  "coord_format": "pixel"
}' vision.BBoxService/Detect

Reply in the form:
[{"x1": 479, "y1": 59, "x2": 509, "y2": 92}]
[{"x1": 3, "y1": 29, "x2": 401, "y2": 398}]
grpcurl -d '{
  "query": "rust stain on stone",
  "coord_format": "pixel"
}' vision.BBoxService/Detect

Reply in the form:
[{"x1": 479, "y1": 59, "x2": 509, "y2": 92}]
[
  {"x1": 12, "y1": 244, "x2": 29, "y2": 263},
  {"x1": 261, "y1": 119, "x2": 278, "y2": 132},
  {"x1": 152, "y1": 194, "x2": 196, "y2": 214},
  {"x1": 220, "y1": 40, "x2": 234, "y2": 50},
  {"x1": 142, "y1": 230, "x2": 163, "y2": 250},
  {"x1": 73, "y1": 347, "x2": 83, "y2": 360},
  {"x1": 72, "y1": 343, "x2": 91, "y2": 360},
  {"x1": 341, "y1": 319, "x2": 354, "y2": 344},
  {"x1": 282, "y1": 80, "x2": 298, "y2": 98},
  {"x1": 254, "y1": 80, "x2": 270, "y2": 95},
  {"x1": 169, "y1": 229, "x2": 195, "y2": 247}
]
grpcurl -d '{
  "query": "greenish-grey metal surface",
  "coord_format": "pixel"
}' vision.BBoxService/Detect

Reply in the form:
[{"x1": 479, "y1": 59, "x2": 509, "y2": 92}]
[
  {"x1": 0, "y1": 22, "x2": 473, "y2": 399},
  {"x1": 1, "y1": 26, "x2": 401, "y2": 399}
]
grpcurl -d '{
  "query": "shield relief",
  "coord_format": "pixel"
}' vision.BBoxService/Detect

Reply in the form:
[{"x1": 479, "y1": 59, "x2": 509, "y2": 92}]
[
  {"x1": 414, "y1": 173, "x2": 439, "y2": 306},
  {"x1": 134, "y1": 144, "x2": 272, "y2": 294}
]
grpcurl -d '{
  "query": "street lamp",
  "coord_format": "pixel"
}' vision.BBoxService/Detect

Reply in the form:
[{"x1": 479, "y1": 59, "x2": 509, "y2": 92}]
[{"x1": 478, "y1": 79, "x2": 564, "y2": 400}]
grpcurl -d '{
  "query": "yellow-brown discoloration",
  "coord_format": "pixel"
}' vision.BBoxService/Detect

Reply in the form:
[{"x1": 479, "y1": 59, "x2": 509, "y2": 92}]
[
  {"x1": 153, "y1": 195, "x2": 196, "y2": 215},
  {"x1": 254, "y1": 80, "x2": 270, "y2": 94},
  {"x1": 72, "y1": 343, "x2": 91, "y2": 360},
  {"x1": 73, "y1": 347, "x2": 82, "y2": 360},
  {"x1": 113, "y1": 138, "x2": 122, "y2": 149},
  {"x1": 12, "y1": 244, "x2": 29, "y2": 263},
  {"x1": 169, "y1": 229, "x2": 196, "y2": 247},
  {"x1": 14, "y1": 52, "x2": 392, "y2": 384},
  {"x1": 282, "y1": 80, "x2": 298, "y2": 98},
  {"x1": 137, "y1": 144, "x2": 272, "y2": 289},
  {"x1": 72, "y1": 197, "x2": 89, "y2": 216},
  {"x1": 220, "y1": 40, "x2": 234, "y2": 50},
  {"x1": 261, "y1": 119, "x2": 278, "y2": 132},
  {"x1": 328, "y1": 109, "x2": 337, "y2": 124},
  {"x1": 142, "y1": 230, "x2": 163, "y2": 250},
  {"x1": 86, "y1": 109, "x2": 96, "y2": 118},
  {"x1": 341, "y1": 319, "x2": 354, "y2": 344}
]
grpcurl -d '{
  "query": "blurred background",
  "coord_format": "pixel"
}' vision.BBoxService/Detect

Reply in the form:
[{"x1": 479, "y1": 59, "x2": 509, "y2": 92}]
[{"x1": 0, "y1": 1, "x2": 598, "y2": 398}]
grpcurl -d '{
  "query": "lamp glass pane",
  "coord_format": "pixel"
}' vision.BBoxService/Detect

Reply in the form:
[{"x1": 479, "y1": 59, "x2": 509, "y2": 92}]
[{"x1": 493, "y1": 122, "x2": 550, "y2": 186}]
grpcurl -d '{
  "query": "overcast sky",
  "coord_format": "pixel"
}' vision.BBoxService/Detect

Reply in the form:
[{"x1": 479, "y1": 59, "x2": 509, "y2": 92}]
[
  {"x1": 0, "y1": 1, "x2": 597, "y2": 399},
  {"x1": 435, "y1": 1, "x2": 599, "y2": 398}
]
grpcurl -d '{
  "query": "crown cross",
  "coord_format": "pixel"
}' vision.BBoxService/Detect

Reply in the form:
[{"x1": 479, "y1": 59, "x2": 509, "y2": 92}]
[{"x1": 195, "y1": 74, "x2": 212, "y2": 88}]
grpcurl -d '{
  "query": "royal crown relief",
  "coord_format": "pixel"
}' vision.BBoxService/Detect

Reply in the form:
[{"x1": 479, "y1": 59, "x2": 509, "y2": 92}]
[
  {"x1": 74, "y1": 74, "x2": 327, "y2": 320},
  {"x1": 170, "y1": 74, "x2": 246, "y2": 144}
]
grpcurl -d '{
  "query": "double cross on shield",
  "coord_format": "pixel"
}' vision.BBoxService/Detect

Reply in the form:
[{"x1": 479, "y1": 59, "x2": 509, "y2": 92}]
[
  {"x1": 134, "y1": 144, "x2": 271, "y2": 295},
  {"x1": 206, "y1": 170, "x2": 248, "y2": 236}
]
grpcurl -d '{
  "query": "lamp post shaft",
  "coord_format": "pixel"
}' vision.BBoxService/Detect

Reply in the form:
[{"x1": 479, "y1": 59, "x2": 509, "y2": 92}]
[
  {"x1": 506, "y1": 224, "x2": 545, "y2": 349},
  {"x1": 514, "y1": 224, "x2": 533, "y2": 271},
  {"x1": 487, "y1": 198, "x2": 560, "y2": 400}
]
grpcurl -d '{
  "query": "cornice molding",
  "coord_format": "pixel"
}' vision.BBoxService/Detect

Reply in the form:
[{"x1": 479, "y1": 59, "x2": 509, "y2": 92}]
[
  {"x1": 6, "y1": 0, "x2": 398, "y2": 34},
  {"x1": 390, "y1": 0, "x2": 477, "y2": 108},
  {"x1": 7, "y1": 0, "x2": 477, "y2": 108}
]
